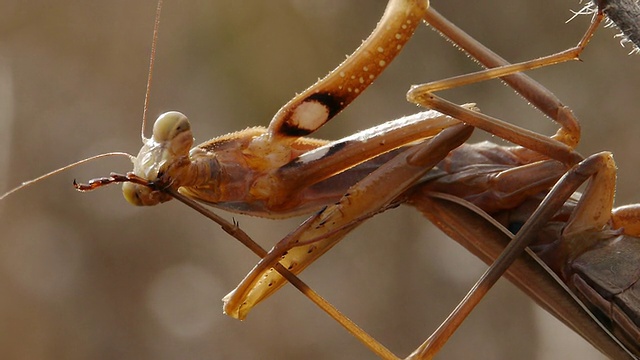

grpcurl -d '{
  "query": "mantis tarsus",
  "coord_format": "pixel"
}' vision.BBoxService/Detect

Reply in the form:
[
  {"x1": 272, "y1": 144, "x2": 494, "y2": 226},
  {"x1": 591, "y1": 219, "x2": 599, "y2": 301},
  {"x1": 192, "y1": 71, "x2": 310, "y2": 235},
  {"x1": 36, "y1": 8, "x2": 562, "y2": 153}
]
[{"x1": 1, "y1": 0, "x2": 633, "y2": 357}]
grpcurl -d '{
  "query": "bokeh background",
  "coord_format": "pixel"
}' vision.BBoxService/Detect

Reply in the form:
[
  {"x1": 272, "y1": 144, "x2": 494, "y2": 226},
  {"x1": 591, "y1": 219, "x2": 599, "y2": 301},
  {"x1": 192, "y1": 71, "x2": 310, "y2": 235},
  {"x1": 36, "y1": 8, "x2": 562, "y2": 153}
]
[{"x1": 1, "y1": 1, "x2": 639, "y2": 359}]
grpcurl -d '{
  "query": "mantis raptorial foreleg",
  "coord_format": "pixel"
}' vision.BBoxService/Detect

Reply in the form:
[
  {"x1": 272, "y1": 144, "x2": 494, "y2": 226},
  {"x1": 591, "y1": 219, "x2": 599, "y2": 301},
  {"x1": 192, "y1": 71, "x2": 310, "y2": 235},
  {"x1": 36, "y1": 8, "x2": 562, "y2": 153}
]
[{"x1": 226, "y1": 7, "x2": 604, "y2": 318}]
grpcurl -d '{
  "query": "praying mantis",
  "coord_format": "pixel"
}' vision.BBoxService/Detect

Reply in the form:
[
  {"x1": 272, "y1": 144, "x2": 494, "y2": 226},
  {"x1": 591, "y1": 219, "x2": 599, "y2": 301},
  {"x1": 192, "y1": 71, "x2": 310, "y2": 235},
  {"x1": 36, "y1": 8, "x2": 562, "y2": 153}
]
[{"x1": 3, "y1": 0, "x2": 640, "y2": 356}]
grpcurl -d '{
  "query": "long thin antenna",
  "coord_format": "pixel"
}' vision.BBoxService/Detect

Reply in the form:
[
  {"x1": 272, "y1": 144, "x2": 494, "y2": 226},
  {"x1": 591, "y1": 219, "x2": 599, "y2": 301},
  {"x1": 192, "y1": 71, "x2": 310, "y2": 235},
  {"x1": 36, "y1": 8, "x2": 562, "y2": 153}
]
[
  {"x1": 141, "y1": 0, "x2": 163, "y2": 142},
  {"x1": 0, "y1": 152, "x2": 135, "y2": 201}
]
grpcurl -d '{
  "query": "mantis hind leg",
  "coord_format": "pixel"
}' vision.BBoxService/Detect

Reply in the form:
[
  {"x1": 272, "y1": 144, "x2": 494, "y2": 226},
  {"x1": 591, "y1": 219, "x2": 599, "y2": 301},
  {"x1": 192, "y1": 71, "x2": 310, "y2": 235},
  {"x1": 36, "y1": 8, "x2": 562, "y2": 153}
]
[{"x1": 407, "y1": 152, "x2": 635, "y2": 359}]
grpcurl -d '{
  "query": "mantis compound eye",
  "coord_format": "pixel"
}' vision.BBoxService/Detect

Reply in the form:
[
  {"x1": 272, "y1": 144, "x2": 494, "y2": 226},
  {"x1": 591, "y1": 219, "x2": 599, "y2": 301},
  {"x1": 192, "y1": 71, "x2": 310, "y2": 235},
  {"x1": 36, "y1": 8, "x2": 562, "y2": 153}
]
[
  {"x1": 123, "y1": 181, "x2": 148, "y2": 206},
  {"x1": 123, "y1": 181, "x2": 156, "y2": 206},
  {"x1": 120, "y1": 111, "x2": 196, "y2": 206},
  {"x1": 122, "y1": 181, "x2": 173, "y2": 206},
  {"x1": 152, "y1": 111, "x2": 191, "y2": 142},
  {"x1": 151, "y1": 111, "x2": 195, "y2": 159}
]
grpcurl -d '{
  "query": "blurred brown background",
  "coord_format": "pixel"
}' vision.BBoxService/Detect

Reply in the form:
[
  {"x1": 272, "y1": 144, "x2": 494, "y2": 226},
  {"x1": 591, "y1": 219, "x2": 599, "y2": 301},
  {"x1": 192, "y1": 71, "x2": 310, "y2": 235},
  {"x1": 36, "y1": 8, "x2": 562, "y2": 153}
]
[{"x1": 1, "y1": 1, "x2": 639, "y2": 359}]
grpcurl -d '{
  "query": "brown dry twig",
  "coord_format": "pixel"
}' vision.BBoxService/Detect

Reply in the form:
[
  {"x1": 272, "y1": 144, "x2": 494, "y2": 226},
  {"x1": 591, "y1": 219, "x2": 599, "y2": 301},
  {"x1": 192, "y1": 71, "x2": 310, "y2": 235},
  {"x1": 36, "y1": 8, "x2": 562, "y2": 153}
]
[{"x1": 596, "y1": 0, "x2": 640, "y2": 49}]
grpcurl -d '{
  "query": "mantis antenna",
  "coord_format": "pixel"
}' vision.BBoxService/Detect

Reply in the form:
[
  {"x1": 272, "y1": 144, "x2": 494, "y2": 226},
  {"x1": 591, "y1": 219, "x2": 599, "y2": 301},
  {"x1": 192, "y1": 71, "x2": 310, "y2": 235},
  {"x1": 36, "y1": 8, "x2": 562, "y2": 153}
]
[{"x1": 0, "y1": 0, "x2": 165, "y2": 201}]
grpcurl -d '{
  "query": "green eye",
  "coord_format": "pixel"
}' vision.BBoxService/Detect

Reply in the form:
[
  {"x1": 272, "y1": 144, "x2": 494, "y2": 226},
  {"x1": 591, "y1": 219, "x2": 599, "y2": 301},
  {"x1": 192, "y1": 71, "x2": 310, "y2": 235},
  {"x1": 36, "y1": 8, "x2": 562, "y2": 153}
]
[
  {"x1": 152, "y1": 111, "x2": 191, "y2": 142},
  {"x1": 122, "y1": 182, "x2": 144, "y2": 206}
]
